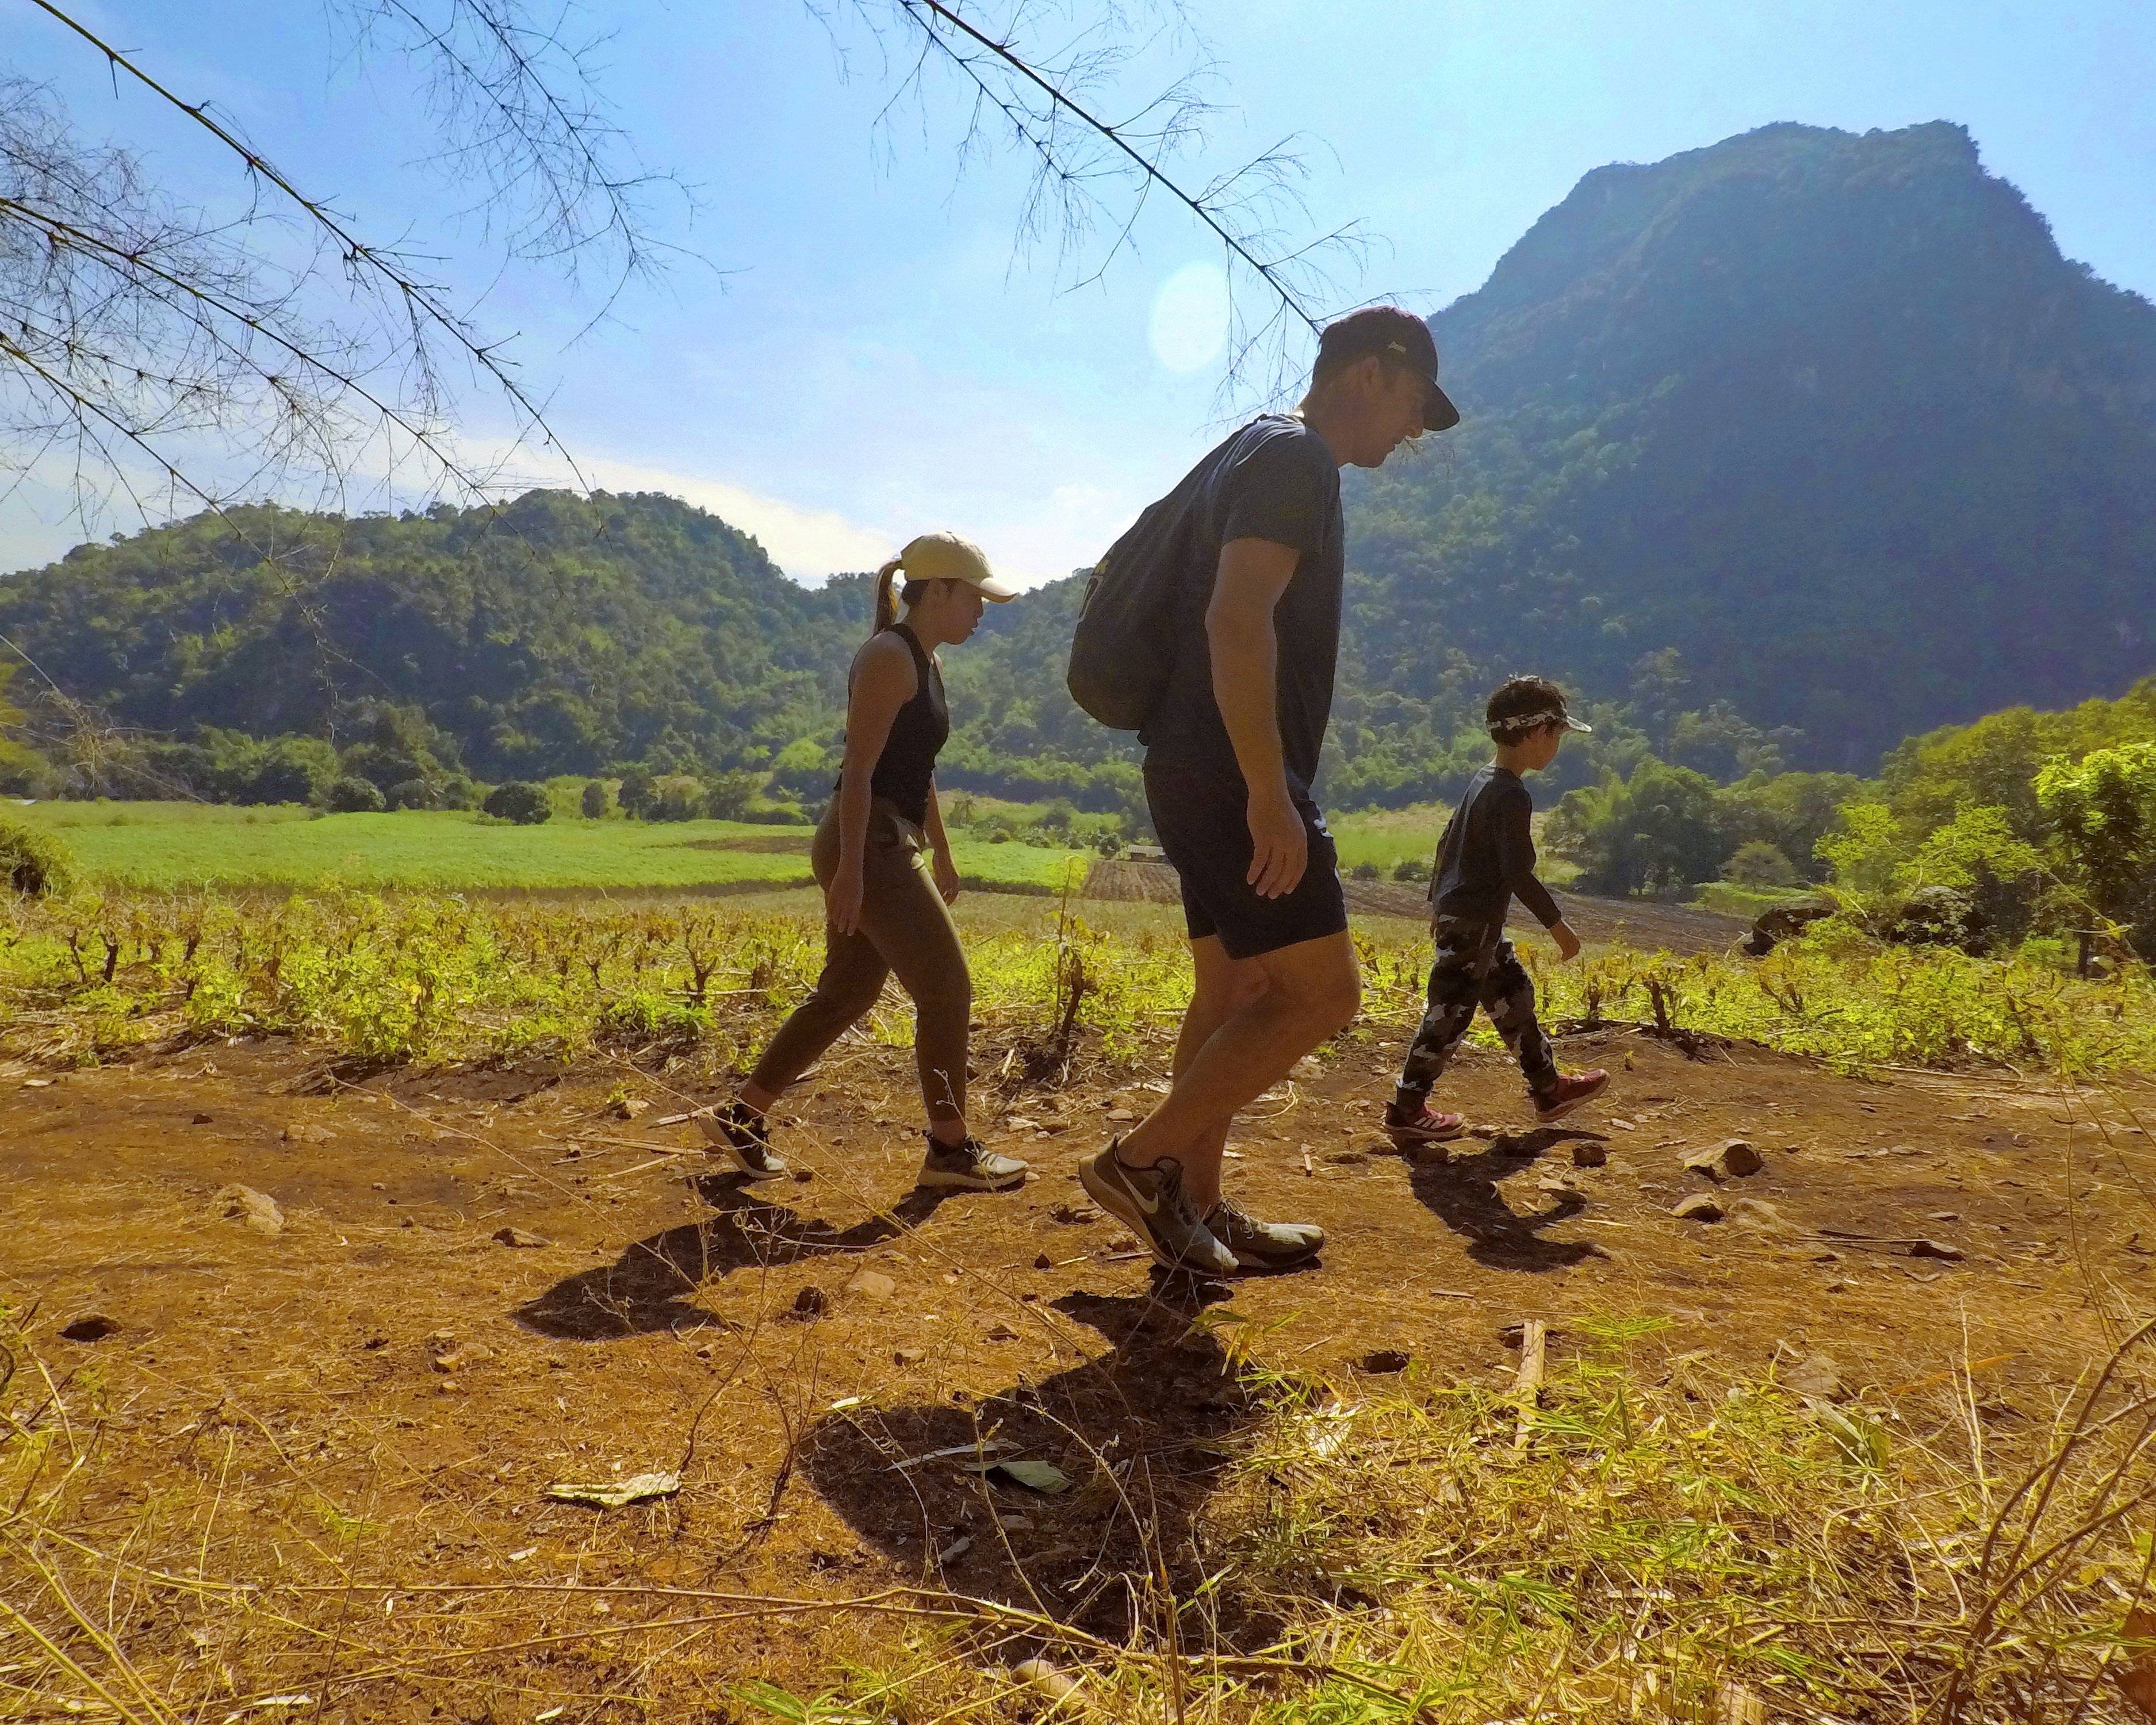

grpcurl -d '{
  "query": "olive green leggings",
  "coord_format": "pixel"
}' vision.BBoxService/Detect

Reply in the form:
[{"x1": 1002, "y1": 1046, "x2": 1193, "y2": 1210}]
[{"x1": 748, "y1": 800, "x2": 971, "y2": 1125}]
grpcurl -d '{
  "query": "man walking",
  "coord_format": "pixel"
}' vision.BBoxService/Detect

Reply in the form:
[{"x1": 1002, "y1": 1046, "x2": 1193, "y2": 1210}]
[{"x1": 1081, "y1": 306, "x2": 1462, "y2": 1275}]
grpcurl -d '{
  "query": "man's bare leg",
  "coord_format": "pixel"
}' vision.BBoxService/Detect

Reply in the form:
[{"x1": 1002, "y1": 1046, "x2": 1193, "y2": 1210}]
[{"x1": 1116, "y1": 930, "x2": 1361, "y2": 1213}]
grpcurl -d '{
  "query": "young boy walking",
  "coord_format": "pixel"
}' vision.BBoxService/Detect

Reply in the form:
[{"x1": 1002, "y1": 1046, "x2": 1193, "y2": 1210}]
[{"x1": 1384, "y1": 676, "x2": 1610, "y2": 1150}]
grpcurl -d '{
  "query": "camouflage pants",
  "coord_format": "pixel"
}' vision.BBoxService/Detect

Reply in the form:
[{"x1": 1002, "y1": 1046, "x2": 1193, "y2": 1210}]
[{"x1": 1394, "y1": 917, "x2": 1558, "y2": 1106}]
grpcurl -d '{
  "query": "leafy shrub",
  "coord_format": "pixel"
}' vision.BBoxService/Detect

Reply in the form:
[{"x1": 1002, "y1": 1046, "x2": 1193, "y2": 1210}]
[
  {"x1": 385, "y1": 778, "x2": 435, "y2": 811},
  {"x1": 325, "y1": 776, "x2": 387, "y2": 814},
  {"x1": 1392, "y1": 856, "x2": 1430, "y2": 882},
  {"x1": 0, "y1": 816, "x2": 71, "y2": 896},
  {"x1": 1723, "y1": 840, "x2": 1799, "y2": 888},
  {"x1": 580, "y1": 780, "x2": 608, "y2": 819},
  {"x1": 482, "y1": 781, "x2": 552, "y2": 825},
  {"x1": 1350, "y1": 860, "x2": 1381, "y2": 881}
]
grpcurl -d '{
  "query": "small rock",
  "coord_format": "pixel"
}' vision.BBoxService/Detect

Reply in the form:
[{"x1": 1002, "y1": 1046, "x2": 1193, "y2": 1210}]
[
  {"x1": 792, "y1": 1167, "x2": 815, "y2": 1183},
  {"x1": 214, "y1": 1184, "x2": 285, "y2": 1236},
  {"x1": 1537, "y1": 1172, "x2": 1580, "y2": 1197},
  {"x1": 60, "y1": 1314, "x2": 121, "y2": 1343},
  {"x1": 983, "y1": 1322, "x2": 1020, "y2": 1341},
  {"x1": 1609, "y1": 1118, "x2": 1636, "y2": 1131},
  {"x1": 1051, "y1": 1203, "x2": 1101, "y2": 1225},
  {"x1": 611, "y1": 1097, "x2": 650, "y2": 1121},
  {"x1": 281, "y1": 1122, "x2": 334, "y2": 1144},
  {"x1": 434, "y1": 1341, "x2": 493, "y2": 1372},
  {"x1": 1360, "y1": 1348, "x2": 1411, "y2": 1374},
  {"x1": 190, "y1": 1113, "x2": 213, "y2": 1125},
  {"x1": 1908, "y1": 1238, "x2": 1964, "y2": 1262},
  {"x1": 492, "y1": 1226, "x2": 551, "y2": 1249},
  {"x1": 1672, "y1": 1193, "x2": 1725, "y2": 1223},
  {"x1": 791, "y1": 1286, "x2": 830, "y2": 1318},
  {"x1": 1105, "y1": 1108, "x2": 1136, "y2": 1123},
  {"x1": 1728, "y1": 1197, "x2": 1795, "y2": 1233},
  {"x1": 1032, "y1": 1252, "x2": 1055, "y2": 1270},
  {"x1": 1571, "y1": 1140, "x2": 1607, "y2": 1168},
  {"x1": 1013, "y1": 1660, "x2": 1081, "y2": 1704},
  {"x1": 846, "y1": 1270, "x2": 897, "y2": 1301},
  {"x1": 894, "y1": 1347, "x2": 926, "y2": 1366},
  {"x1": 1683, "y1": 1138, "x2": 1762, "y2": 1180},
  {"x1": 1785, "y1": 1351, "x2": 1844, "y2": 1400}
]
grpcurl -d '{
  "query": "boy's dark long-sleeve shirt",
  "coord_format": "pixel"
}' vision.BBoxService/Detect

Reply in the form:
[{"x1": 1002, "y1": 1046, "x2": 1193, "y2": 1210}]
[{"x1": 1427, "y1": 764, "x2": 1562, "y2": 931}]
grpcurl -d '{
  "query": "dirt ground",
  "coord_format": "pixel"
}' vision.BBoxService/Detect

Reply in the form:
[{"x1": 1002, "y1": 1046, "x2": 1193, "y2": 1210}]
[{"x1": 5, "y1": 1011, "x2": 2154, "y2": 1713}]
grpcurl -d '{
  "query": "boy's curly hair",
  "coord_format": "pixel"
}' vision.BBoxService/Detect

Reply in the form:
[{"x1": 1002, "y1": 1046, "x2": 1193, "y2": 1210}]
[{"x1": 1485, "y1": 674, "x2": 1573, "y2": 739}]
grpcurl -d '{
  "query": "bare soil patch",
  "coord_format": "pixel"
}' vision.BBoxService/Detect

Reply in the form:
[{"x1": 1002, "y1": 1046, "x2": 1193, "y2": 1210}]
[{"x1": 5, "y1": 1025, "x2": 2151, "y2": 1714}]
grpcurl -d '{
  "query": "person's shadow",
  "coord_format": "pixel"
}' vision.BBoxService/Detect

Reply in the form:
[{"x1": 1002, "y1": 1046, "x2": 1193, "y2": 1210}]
[
  {"x1": 1406, "y1": 1128, "x2": 1606, "y2": 1271},
  {"x1": 515, "y1": 1176, "x2": 951, "y2": 1340},
  {"x1": 803, "y1": 1276, "x2": 1282, "y2": 1639}
]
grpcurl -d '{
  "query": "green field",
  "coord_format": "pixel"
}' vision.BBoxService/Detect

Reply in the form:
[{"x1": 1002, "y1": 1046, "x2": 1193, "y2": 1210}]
[
  {"x1": 7, "y1": 802, "x2": 1091, "y2": 893},
  {"x1": 1326, "y1": 800, "x2": 1581, "y2": 885}
]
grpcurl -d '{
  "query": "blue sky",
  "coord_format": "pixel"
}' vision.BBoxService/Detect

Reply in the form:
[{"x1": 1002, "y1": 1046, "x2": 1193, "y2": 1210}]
[{"x1": 3, "y1": 0, "x2": 2151, "y2": 582}]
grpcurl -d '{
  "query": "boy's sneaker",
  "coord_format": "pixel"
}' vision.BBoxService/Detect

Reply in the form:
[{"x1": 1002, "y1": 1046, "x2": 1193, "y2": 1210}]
[
  {"x1": 1203, "y1": 1199, "x2": 1323, "y2": 1272},
  {"x1": 1383, "y1": 1099, "x2": 1466, "y2": 1152},
  {"x1": 1533, "y1": 1070, "x2": 1610, "y2": 1123},
  {"x1": 695, "y1": 1102, "x2": 788, "y2": 1182},
  {"x1": 918, "y1": 1134, "x2": 1028, "y2": 1192},
  {"x1": 1079, "y1": 1143, "x2": 1236, "y2": 1278}
]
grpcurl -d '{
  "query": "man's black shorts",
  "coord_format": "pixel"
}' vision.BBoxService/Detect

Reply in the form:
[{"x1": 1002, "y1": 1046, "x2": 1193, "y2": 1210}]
[{"x1": 1143, "y1": 755, "x2": 1349, "y2": 960}]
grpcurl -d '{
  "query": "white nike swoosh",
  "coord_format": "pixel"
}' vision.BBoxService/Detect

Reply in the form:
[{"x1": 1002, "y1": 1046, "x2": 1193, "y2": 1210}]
[{"x1": 1128, "y1": 1185, "x2": 1161, "y2": 1216}]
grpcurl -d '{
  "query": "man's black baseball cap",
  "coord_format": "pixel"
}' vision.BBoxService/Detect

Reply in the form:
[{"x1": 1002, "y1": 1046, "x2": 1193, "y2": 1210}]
[{"x1": 1316, "y1": 305, "x2": 1461, "y2": 432}]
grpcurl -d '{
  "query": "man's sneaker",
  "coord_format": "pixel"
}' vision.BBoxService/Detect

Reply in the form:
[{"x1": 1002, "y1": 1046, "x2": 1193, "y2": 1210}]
[
  {"x1": 1533, "y1": 1070, "x2": 1611, "y2": 1123},
  {"x1": 695, "y1": 1102, "x2": 788, "y2": 1182},
  {"x1": 1383, "y1": 1099, "x2": 1466, "y2": 1152},
  {"x1": 1204, "y1": 1199, "x2": 1323, "y2": 1272},
  {"x1": 918, "y1": 1134, "x2": 1028, "y2": 1192},
  {"x1": 1079, "y1": 1143, "x2": 1236, "y2": 1278}
]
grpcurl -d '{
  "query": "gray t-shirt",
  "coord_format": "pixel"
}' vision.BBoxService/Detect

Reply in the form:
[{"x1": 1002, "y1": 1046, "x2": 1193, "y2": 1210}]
[{"x1": 1137, "y1": 416, "x2": 1343, "y2": 795}]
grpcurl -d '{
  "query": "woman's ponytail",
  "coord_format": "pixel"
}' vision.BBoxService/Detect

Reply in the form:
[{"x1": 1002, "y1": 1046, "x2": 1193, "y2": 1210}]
[{"x1": 871, "y1": 556, "x2": 905, "y2": 637}]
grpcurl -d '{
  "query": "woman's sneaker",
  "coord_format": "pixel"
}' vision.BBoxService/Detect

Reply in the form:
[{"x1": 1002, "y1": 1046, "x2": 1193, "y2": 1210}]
[
  {"x1": 1079, "y1": 1144, "x2": 1236, "y2": 1278},
  {"x1": 918, "y1": 1134, "x2": 1028, "y2": 1192},
  {"x1": 1533, "y1": 1070, "x2": 1611, "y2": 1123},
  {"x1": 696, "y1": 1102, "x2": 789, "y2": 1182},
  {"x1": 1203, "y1": 1199, "x2": 1323, "y2": 1271},
  {"x1": 1383, "y1": 1099, "x2": 1466, "y2": 1152}
]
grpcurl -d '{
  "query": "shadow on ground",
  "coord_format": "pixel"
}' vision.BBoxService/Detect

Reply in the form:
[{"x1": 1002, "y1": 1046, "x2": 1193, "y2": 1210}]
[
  {"x1": 1406, "y1": 1127, "x2": 1607, "y2": 1271},
  {"x1": 515, "y1": 1178, "x2": 951, "y2": 1340},
  {"x1": 803, "y1": 1275, "x2": 1290, "y2": 1637}
]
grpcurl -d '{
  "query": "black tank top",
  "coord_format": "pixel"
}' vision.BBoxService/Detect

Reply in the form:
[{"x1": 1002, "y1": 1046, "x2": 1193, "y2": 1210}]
[{"x1": 853, "y1": 623, "x2": 948, "y2": 826}]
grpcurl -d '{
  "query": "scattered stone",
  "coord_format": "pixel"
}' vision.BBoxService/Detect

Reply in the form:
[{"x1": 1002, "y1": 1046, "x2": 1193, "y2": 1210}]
[
  {"x1": 59, "y1": 1314, "x2": 121, "y2": 1343},
  {"x1": 1785, "y1": 1351, "x2": 1844, "y2": 1400},
  {"x1": 1105, "y1": 1108, "x2": 1136, "y2": 1123},
  {"x1": 1032, "y1": 1252, "x2": 1055, "y2": 1270},
  {"x1": 1360, "y1": 1348, "x2": 1411, "y2": 1374},
  {"x1": 215, "y1": 1184, "x2": 285, "y2": 1236},
  {"x1": 190, "y1": 1113, "x2": 213, "y2": 1125},
  {"x1": 492, "y1": 1226, "x2": 551, "y2": 1249},
  {"x1": 894, "y1": 1348, "x2": 926, "y2": 1366},
  {"x1": 935, "y1": 1534, "x2": 972, "y2": 1565},
  {"x1": 281, "y1": 1122, "x2": 334, "y2": 1144},
  {"x1": 791, "y1": 1286, "x2": 830, "y2": 1318},
  {"x1": 611, "y1": 1097, "x2": 650, "y2": 1121},
  {"x1": 1672, "y1": 1193, "x2": 1725, "y2": 1223},
  {"x1": 1571, "y1": 1140, "x2": 1607, "y2": 1168},
  {"x1": 1683, "y1": 1138, "x2": 1762, "y2": 1180},
  {"x1": 1013, "y1": 1659, "x2": 1081, "y2": 1704},
  {"x1": 1908, "y1": 1238, "x2": 1964, "y2": 1262},
  {"x1": 1050, "y1": 1203, "x2": 1101, "y2": 1225},
  {"x1": 792, "y1": 1168, "x2": 815, "y2": 1183},
  {"x1": 846, "y1": 1270, "x2": 897, "y2": 1301},
  {"x1": 1728, "y1": 1197, "x2": 1795, "y2": 1233},
  {"x1": 434, "y1": 1341, "x2": 493, "y2": 1373}
]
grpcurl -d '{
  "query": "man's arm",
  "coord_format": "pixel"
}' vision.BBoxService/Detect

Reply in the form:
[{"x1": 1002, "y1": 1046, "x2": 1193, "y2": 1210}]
[{"x1": 1206, "y1": 536, "x2": 1304, "y2": 898}]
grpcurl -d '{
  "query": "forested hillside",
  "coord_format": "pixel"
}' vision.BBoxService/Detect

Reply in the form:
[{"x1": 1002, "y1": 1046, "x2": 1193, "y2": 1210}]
[
  {"x1": 3, "y1": 122, "x2": 2150, "y2": 813},
  {"x1": 1351, "y1": 120, "x2": 2156, "y2": 772}
]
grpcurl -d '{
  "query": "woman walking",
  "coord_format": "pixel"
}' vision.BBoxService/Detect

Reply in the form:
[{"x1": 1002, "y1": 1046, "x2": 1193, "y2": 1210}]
[{"x1": 699, "y1": 532, "x2": 1029, "y2": 1193}]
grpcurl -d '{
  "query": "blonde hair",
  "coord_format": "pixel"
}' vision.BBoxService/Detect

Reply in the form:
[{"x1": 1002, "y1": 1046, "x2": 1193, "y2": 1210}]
[{"x1": 871, "y1": 556, "x2": 932, "y2": 636}]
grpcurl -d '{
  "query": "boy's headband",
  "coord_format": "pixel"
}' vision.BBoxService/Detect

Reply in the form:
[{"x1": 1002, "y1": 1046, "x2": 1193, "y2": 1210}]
[{"x1": 1491, "y1": 708, "x2": 1593, "y2": 738}]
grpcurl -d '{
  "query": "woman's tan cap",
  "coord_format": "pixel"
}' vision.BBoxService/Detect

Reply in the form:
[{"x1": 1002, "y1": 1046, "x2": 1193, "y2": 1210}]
[{"x1": 898, "y1": 531, "x2": 1016, "y2": 600}]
